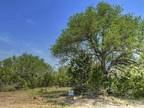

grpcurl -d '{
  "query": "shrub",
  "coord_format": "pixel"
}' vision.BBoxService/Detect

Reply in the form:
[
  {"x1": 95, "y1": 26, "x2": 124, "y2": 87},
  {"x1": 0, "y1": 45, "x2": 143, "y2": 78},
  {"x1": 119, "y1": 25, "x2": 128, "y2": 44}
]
[
  {"x1": 67, "y1": 51, "x2": 92, "y2": 95},
  {"x1": 88, "y1": 65, "x2": 104, "y2": 93},
  {"x1": 108, "y1": 65, "x2": 144, "y2": 98}
]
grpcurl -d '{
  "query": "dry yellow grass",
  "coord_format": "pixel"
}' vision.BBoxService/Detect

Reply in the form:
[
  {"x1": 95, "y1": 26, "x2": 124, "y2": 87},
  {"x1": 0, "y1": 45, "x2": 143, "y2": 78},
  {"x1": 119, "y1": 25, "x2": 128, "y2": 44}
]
[
  {"x1": 0, "y1": 87, "x2": 144, "y2": 108},
  {"x1": 0, "y1": 87, "x2": 69, "y2": 108}
]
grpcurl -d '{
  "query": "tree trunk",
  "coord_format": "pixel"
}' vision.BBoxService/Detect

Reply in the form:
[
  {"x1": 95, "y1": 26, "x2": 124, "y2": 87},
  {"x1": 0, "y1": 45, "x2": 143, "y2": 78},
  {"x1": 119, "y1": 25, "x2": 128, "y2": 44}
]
[{"x1": 100, "y1": 56, "x2": 108, "y2": 82}]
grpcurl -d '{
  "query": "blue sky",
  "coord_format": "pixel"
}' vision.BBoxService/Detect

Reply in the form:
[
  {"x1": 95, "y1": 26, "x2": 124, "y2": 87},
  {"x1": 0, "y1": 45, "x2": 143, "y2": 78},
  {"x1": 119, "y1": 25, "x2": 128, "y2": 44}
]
[{"x1": 0, "y1": 0, "x2": 144, "y2": 67}]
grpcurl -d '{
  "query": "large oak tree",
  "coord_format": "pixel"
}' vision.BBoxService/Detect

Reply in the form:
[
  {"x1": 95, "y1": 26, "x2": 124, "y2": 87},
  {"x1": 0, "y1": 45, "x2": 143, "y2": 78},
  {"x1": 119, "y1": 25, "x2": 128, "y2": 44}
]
[{"x1": 51, "y1": 2, "x2": 144, "y2": 75}]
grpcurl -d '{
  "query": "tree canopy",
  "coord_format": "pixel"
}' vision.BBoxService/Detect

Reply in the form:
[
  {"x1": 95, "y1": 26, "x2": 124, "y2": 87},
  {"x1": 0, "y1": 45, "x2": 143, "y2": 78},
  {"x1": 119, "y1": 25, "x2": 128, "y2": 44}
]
[
  {"x1": 51, "y1": 2, "x2": 144, "y2": 75},
  {"x1": 0, "y1": 53, "x2": 53, "y2": 90}
]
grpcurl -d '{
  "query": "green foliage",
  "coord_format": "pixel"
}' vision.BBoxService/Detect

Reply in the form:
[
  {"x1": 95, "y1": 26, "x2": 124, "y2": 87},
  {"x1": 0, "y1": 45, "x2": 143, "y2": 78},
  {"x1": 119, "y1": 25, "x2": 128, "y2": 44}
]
[
  {"x1": 67, "y1": 51, "x2": 92, "y2": 95},
  {"x1": 41, "y1": 70, "x2": 54, "y2": 87},
  {"x1": 0, "y1": 53, "x2": 54, "y2": 90},
  {"x1": 51, "y1": 2, "x2": 144, "y2": 76},
  {"x1": 54, "y1": 66, "x2": 69, "y2": 87},
  {"x1": 51, "y1": 2, "x2": 144, "y2": 97},
  {"x1": 15, "y1": 53, "x2": 53, "y2": 88},
  {"x1": 108, "y1": 65, "x2": 144, "y2": 98},
  {"x1": 88, "y1": 64, "x2": 104, "y2": 92}
]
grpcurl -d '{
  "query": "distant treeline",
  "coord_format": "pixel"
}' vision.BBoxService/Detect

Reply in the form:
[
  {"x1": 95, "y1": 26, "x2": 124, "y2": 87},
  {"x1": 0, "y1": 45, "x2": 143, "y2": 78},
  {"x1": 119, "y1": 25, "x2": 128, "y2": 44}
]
[{"x1": 0, "y1": 53, "x2": 69, "y2": 91}]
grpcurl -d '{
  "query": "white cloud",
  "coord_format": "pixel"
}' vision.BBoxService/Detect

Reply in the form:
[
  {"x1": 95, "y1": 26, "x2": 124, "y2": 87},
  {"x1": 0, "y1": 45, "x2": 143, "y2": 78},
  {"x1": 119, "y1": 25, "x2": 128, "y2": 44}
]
[
  {"x1": 0, "y1": 50, "x2": 15, "y2": 60},
  {"x1": 0, "y1": 50, "x2": 11, "y2": 55},
  {"x1": 0, "y1": 36, "x2": 12, "y2": 43},
  {"x1": 34, "y1": 49, "x2": 43, "y2": 54}
]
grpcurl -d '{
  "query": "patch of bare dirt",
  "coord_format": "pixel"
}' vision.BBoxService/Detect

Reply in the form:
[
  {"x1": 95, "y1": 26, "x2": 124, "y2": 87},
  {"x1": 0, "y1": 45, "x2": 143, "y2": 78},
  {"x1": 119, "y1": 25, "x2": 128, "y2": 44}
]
[
  {"x1": 71, "y1": 95, "x2": 144, "y2": 108},
  {"x1": 0, "y1": 90, "x2": 144, "y2": 108},
  {"x1": 0, "y1": 91, "x2": 50, "y2": 108}
]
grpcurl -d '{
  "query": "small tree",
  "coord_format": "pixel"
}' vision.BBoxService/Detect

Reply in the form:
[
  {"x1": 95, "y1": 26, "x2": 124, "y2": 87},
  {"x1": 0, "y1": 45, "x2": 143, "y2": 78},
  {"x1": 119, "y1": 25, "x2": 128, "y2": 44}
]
[
  {"x1": 68, "y1": 51, "x2": 92, "y2": 95},
  {"x1": 54, "y1": 66, "x2": 69, "y2": 87}
]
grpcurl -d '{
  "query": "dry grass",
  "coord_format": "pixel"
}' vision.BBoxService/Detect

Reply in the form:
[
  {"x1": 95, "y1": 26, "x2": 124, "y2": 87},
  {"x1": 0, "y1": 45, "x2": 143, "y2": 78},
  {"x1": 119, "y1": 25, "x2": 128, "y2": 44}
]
[
  {"x1": 0, "y1": 87, "x2": 69, "y2": 108},
  {"x1": 0, "y1": 87, "x2": 144, "y2": 108}
]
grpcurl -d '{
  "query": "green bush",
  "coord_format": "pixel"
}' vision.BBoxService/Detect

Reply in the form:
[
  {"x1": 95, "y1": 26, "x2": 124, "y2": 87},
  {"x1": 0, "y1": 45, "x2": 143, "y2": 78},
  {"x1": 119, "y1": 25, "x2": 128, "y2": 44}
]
[
  {"x1": 0, "y1": 53, "x2": 54, "y2": 91},
  {"x1": 54, "y1": 66, "x2": 70, "y2": 87},
  {"x1": 67, "y1": 51, "x2": 92, "y2": 95},
  {"x1": 88, "y1": 65, "x2": 104, "y2": 93},
  {"x1": 108, "y1": 65, "x2": 144, "y2": 98}
]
